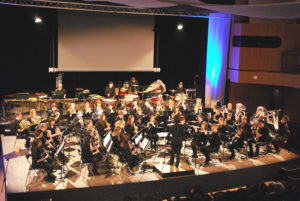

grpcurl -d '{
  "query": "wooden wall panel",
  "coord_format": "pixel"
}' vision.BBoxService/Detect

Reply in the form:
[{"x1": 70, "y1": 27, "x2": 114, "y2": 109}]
[
  {"x1": 228, "y1": 82, "x2": 275, "y2": 115},
  {"x1": 228, "y1": 70, "x2": 300, "y2": 88},
  {"x1": 228, "y1": 83, "x2": 300, "y2": 124},
  {"x1": 282, "y1": 88, "x2": 300, "y2": 124},
  {"x1": 229, "y1": 23, "x2": 300, "y2": 71}
]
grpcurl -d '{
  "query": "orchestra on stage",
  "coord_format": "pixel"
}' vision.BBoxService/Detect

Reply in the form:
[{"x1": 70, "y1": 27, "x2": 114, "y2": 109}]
[{"x1": 6, "y1": 76, "x2": 291, "y2": 182}]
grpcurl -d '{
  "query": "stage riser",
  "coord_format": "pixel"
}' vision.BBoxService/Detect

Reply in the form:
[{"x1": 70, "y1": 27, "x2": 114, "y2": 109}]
[{"x1": 7, "y1": 158, "x2": 300, "y2": 201}]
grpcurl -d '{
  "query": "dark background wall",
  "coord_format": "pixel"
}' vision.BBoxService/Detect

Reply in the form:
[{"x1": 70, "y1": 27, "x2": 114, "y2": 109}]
[{"x1": 0, "y1": 5, "x2": 208, "y2": 99}]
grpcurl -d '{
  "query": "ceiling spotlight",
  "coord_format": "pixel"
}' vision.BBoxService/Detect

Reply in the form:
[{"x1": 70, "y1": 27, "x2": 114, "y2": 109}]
[
  {"x1": 177, "y1": 24, "x2": 183, "y2": 30},
  {"x1": 34, "y1": 17, "x2": 42, "y2": 23}
]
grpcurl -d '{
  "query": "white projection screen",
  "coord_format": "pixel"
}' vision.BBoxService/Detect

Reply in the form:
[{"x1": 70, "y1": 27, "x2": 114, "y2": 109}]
[{"x1": 57, "y1": 11, "x2": 155, "y2": 72}]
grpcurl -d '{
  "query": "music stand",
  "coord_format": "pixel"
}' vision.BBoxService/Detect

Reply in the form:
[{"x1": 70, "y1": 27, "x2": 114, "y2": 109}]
[
  {"x1": 139, "y1": 138, "x2": 152, "y2": 174},
  {"x1": 103, "y1": 132, "x2": 115, "y2": 175},
  {"x1": 135, "y1": 134, "x2": 143, "y2": 145},
  {"x1": 103, "y1": 131, "x2": 112, "y2": 147},
  {"x1": 56, "y1": 137, "x2": 68, "y2": 181}
]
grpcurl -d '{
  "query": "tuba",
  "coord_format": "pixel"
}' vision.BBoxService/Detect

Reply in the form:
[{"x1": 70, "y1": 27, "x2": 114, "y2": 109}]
[{"x1": 235, "y1": 103, "x2": 246, "y2": 123}]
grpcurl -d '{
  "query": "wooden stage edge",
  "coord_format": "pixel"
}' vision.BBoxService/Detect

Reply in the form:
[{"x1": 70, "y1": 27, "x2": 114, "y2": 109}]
[
  {"x1": 2, "y1": 135, "x2": 300, "y2": 201},
  {"x1": 7, "y1": 157, "x2": 300, "y2": 201}
]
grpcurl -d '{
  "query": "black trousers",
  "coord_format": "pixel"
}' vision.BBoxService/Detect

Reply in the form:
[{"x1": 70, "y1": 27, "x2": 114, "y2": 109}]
[
  {"x1": 191, "y1": 141, "x2": 198, "y2": 156},
  {"x1": 148, "y1": 134, "x2": 158, "y2": 150},
  {"x1": 170, "y1": 143, "x2": 182, "y2": 167},
  {"x1": 200, "y1": 146, "x2": 219, "y2": 164},
  {"x1": 271, "y1": 136, "x2": 285, "y2": 152},
  {"x1": 255, "y1": 141, "x2": 269, "y2": 156},
  {"x1": 247, "y1": 138, "x2": 256, "y2": 154},
  {"x1": 33, "y1": 160, "x2": 53, "y2": 176},
  {"x1": 84, "y1": 153, "x2": 102, "y2": 173},
  {"x1": 228, "y1": 142, "x2": 243, "y2": 158},
  {"x1": 128, "y1": 155, "x2": 139, "y2": 170}
]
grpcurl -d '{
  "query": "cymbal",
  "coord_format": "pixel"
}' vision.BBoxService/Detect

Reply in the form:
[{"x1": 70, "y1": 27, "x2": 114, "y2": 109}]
[
  {"x1": 163, "y1": 94, "x2": 173, "y2": 97},
  {"x1": 120, "y1": 98, "x2": 133, "y2": 102},
  {"x1": 103, "y1": 98, "x2": 116, "y2": 102},
  {"x1": 125, "y1": 94, "x2": 139, "y2": 99},
  {"x1": 169, "y1": 89, "x2": 176, "y2": 93},
  {"x1": 189, "y1": 120, "x2": 198, "y2": 123}
]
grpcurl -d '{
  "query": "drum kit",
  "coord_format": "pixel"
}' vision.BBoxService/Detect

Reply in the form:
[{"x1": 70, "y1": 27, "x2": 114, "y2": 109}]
[{"x1": 89, "y1": 80, "x2": 196, "y2": 105}]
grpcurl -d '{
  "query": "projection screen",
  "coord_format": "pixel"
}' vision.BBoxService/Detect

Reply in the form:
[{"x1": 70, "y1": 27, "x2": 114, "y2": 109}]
[{"x1": 57, "y1": 11, "x2": 155, "y2": 72}]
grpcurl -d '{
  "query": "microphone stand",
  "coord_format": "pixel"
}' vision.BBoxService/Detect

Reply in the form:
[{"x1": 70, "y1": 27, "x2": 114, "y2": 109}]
[{"x1": 1, "y1": 157, "x2": 9, "y2": 201}]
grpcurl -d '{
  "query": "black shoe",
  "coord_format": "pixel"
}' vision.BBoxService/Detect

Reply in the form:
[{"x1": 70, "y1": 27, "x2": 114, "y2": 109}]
[
  {"x1": 248, "y1": 152, "x2": 254, "y2": 158},
  {"x1": 275, "y1": 150, "x2": 280, "y2": 154},
  {"x1": 168, "y1": 161, "x2": 174, "y2": 166},
  {"x1": 191, "y1": 154, "x2": 198, "y2": 158},
  {"x1": 230, "y1": 155, "x2": 235, "y2": 160},
  {"x1": 203, "y1": 162, "x2": 209, "y2": 167},
  {"x1": 43, "y1": 175, "x2": 56, "y2": 183}
]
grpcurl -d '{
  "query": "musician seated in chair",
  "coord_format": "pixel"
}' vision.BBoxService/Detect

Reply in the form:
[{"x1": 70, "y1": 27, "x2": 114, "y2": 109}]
[
  {"x1": 119, "y1": 133, "x2": 139, "y2": 175},
  {"x1": 255, "y1": 119, "x2": 271, "y2": 157},
  {"x1": 111, "y1": 126, "x2": 122, "y2": 152},
  {"x1": 271, "y1": 115, "x2": 290, "y2": 154},
  {"x1": 225, "y1": 113, "x2": 235, "y2": 132},
  {"x1": 95, "y1": 114, "x2": 110, "y2": 139},
  {"x1": 31, "y1": 139, "x2": 55, "y2": 182},
  {"x1": 47, "y1": 103, "x2": 60, "y2": 121},
  {"x1": 240, "y1": 116, "x2": 255, "y2": 158},
  {"x1": 12, "y1": 112, "x2": 31, "y2": 149},
  {"x1": 47, "y1": 117, "x2": 61, "y2": 146},
  {"x1": 146, "y1": 115, "x2": 159, "y2": 151},
  {"x1": 191, "y1": 121, "x2": 209, "y2": 158},
  {"x1": 200, "y1": 123, "x2": 221, "y2": 167},
  {"x1": 228, "y1": 126, "x2": 245, "y2": 160},
  {"x1": 125, "y1": 115, "x2": 138, "y2": 140},
  {"x1": 129, "y1": 76, "x2": 138, "y2": 94},
  {"x1": 81, "y1": 127, "x2": 102, "y2": 176}
]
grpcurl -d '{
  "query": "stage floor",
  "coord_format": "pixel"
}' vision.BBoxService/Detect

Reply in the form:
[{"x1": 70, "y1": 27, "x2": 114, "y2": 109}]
[{"x1": 1, "y1": 134, "x2": 300, "y2": 196}]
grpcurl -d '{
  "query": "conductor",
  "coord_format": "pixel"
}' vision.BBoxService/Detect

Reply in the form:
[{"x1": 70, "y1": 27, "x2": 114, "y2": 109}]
[{"x1": 167, "y1": 115, "x2": 185, "y2": 168}]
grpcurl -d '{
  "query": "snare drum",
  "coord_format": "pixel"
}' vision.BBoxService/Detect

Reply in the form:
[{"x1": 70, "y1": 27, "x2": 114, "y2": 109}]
[
  {"x1": 119, "y1": 88, "x2": 128, "y2": 96},
  {"x1": 151, "y1": 97, "x2": 159, "y2": 103}
]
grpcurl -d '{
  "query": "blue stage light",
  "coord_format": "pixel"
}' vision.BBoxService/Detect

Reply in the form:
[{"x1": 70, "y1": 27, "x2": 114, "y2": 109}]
[{"x1": 205, "y1": 13, "x2": 231, "y2": 106}]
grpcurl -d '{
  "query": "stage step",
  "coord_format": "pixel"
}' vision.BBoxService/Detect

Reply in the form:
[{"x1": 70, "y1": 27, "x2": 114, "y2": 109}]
[
  {"x1": 281, "y1": 164, "x2": 300, "y2": 180},
  {"x1": 153, "y1": 163, "x2": 195, "y2": 178}
]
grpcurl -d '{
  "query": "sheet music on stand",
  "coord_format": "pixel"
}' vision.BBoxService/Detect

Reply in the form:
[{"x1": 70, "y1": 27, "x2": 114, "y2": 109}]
[
  {"x1": 140, "y1": 138, "x2": 150, "y2": 150},
  {"x1": 135, "y1": 134, "x2": 143, "y2": 145},
  {"x1": 55, "y1": 137, "x2": 65, "y2": 156},
  {"x1": 107, "y1": 140, "x2": 113, "y2": 153},
  {"x1": 103, "y1": 131, "x2": 111, "y2": 147}
]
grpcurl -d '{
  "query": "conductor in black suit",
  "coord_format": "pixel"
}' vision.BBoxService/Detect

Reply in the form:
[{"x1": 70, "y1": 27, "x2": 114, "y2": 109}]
[{"x1": 167, "y1": 115, "x2": 185, "y2": 167}]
